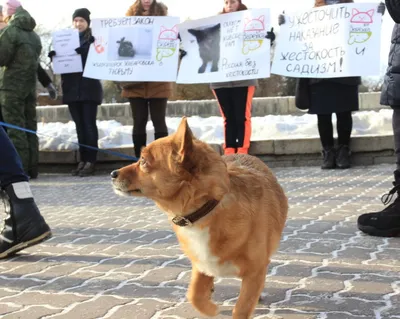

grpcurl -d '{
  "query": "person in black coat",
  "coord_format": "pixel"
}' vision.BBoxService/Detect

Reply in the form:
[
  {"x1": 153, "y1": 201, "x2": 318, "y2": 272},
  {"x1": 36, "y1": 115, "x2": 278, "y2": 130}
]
[
  {"x1": 48, "y1": 8, "x2": 103, "y2": 177},
  {"x1": 358, "y1": 0, "x2": 400, "y2": 238},
  {"x1": 280, "y1": 0, "x2": 385, "y2": 170}
]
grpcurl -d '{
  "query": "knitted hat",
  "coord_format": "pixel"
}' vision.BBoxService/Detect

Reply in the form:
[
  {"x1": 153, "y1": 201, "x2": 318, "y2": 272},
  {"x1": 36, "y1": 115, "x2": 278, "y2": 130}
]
[
  {"x1": 72, "y1": 8, "x2": 91, "y2": 25},
  {"x1": 2, "y1": 0, "x2": 21, "y2": 18}
]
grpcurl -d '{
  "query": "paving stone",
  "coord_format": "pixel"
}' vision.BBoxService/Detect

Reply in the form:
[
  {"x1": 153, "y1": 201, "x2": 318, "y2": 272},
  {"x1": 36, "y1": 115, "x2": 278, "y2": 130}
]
[{"x1": 0, "y1": 165, "x2": 399, "y2": 318}]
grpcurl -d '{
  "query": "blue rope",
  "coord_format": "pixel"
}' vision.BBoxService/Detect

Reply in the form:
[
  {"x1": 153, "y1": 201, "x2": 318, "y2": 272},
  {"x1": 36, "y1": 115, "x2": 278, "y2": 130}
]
[{"x1": 0, "y1": 121, "x2": 138, "y2": 162}]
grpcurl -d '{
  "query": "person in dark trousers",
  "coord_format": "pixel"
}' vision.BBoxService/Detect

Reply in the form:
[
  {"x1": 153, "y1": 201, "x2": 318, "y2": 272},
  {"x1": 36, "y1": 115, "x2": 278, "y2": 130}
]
[
  {"x1": 48, "y1": 8, "x2": 103, "y2": 177},
  {"x1": 0, "y1": 125, "x2": 52, "y2": 259},
  {"x1": 280, "y1": 0, "x2": 385, "y2": 169},
  {"x1": 210, "y1": 0, "x2": 275, "y2": 155},
  {"x1": 357, "y1": 0, "x2": 400, "y2": 237},
  {"x1": 121, "y1": 0, "x2": 172, "y2": 159}
]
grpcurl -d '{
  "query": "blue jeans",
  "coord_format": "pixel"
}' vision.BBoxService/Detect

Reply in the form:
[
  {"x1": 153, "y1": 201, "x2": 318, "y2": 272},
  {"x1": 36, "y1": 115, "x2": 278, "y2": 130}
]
[
  {"x1": 68, "y1": 102, "x2": 99, "y2": 163},
  {"x1": 0, "y1": 126, "x2": 28, "y2": 188}
]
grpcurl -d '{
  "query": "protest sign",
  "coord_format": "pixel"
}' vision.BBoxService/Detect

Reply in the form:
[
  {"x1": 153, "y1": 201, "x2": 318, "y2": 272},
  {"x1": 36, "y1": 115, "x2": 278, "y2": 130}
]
[
  {"x1": 83, "y1": 16, "x2": 180, "y2": 82},
  {"x1": 271, "y1": 3, "x2": 382, "y2": 78},
  {"x1": 177, "y1": 9, "x2": 271, "y2": 84},
  {"x1": 51, "y1": 29, "x2": 83, "y2": 74}
]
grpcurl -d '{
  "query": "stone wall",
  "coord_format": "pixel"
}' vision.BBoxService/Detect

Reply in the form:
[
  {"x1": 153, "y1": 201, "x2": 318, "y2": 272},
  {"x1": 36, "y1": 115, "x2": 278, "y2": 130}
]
[{"x1": 37, "y1": 92, "x2": 386, "y2": 126}]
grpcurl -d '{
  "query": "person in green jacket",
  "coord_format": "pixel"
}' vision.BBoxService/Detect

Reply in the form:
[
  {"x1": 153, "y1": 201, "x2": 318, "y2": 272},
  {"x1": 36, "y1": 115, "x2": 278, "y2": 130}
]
[{"x1": 0, "y1": 0, "x2": 42, "y2": 179}]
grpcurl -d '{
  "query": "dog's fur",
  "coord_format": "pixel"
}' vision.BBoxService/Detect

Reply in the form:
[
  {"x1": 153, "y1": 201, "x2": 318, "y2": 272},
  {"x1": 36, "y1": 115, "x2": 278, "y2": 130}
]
[
  {"x1": 111, "y1": 117, "x2": 288, "y2": 318},
  {"x1": 188, "y1": 24, "x2": 221, "y2": 73}
]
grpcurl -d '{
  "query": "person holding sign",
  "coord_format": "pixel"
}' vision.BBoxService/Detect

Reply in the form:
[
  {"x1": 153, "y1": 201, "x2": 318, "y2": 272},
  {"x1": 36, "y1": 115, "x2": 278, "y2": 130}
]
[
  {"x1": 122, "y1": 0, "x2": 171, "y2": 159},
  {"x1": 279, "y1": 0, "x2": 385, "y2": 170},
  {"x1": 357, "y1": 0, "x2": 400, "y2": 238},
  {"x1": 48, "y1": 8, "x2": 103, "y2": 177},
  {"x1": 210, "y1": 0, "x2": 275, "y2": 155},
  {"x1": 0, "y1": 0, "x2": 43, "y2": 179}
]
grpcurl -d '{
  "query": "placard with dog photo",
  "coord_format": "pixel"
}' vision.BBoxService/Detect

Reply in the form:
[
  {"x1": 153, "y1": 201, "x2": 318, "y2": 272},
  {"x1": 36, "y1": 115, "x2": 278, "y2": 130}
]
[
  {"x1": 83, "y1": 16, "x2": 180, "y2": 81},
  {"x1": 177, "y1": 8, "x2": 271, "y2": 84}
]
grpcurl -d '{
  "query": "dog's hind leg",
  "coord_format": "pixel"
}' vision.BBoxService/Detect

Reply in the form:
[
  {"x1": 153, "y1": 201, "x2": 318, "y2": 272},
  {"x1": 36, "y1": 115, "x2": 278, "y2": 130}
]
[
  {"x1": 232, "y1": 267, "x2": 267, "y2": 319},
  {"x1": 211, "y1": 59, "x2": 219, "y2": 72},
  {"x1": 198, "y1": 61, "x2": 208, "y2": 73},
  {"x1": 187, "y1": 267, "x2": 218, "y2": 317}
]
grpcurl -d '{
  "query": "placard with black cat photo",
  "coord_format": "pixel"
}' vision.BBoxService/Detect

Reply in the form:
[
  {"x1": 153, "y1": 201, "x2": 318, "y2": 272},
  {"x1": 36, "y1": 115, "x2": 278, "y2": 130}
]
[{"x1": 177, "y1": 8, "x2": 272, "y2": 84}]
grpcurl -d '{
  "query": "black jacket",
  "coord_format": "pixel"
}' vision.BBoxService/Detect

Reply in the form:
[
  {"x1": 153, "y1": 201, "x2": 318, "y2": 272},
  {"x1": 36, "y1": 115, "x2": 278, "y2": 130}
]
[
  {"x1": 61, "y1": 31, "x2": 103, "y2": 105},
  {"x1": 386, "y1": 0, "x2": 400, "y2": 23},
  {"x1": 37, "y1": 64, "x2": 52, "y2": 87},
  {"x1": 381, "y1": 23, "x2": 400, "y2": 107}
]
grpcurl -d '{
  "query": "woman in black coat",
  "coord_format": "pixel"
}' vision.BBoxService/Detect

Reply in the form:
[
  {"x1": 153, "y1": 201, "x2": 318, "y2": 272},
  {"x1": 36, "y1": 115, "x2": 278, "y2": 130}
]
[
  {"x1": 49, "y1": 8, "x2": 103, "y2": 177},
  {"x1": 280, "y1": 0, "x2": 385, "y2": 170},
  {"x1": 357, "y1": 0, "x2": 400, "y2": 238}
]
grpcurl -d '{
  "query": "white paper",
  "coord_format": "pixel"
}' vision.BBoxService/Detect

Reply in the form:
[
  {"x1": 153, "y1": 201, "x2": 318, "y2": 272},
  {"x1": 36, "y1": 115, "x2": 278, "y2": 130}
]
[
  {"x1": 51, "y1": 28, "x2": 83, "y2": 74},
  {"x1": 177, "y1": 9, "x2": 271, "y2": 84},
  {"x1": 271, "y1": 3, "x2": 382, "y2": 78},
  {"x1": 83, "y1": 16, "x2": 180, "y2": 82}
]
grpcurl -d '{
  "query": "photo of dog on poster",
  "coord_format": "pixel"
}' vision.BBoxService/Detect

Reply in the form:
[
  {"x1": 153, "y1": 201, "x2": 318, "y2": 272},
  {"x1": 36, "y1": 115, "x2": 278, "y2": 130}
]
[{"x1": 187, "y1": 23, "x2": 221, "y2": 74}]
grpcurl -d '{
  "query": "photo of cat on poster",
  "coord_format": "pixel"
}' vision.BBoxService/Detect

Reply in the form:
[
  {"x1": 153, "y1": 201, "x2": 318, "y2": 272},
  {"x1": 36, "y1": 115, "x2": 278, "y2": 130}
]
[
  {"x1": 108, "y1": 27, "x2": 153, "y2": 61},
  {"x1": 187, "y1": 23, "x2": 221, "y2": 74}
]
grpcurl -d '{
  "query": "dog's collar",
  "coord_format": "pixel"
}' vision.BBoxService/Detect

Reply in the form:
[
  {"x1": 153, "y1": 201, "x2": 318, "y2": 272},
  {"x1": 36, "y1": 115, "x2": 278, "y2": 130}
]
[{"x1": 171, "y1": 199, "x2": 220, "y2": 227}]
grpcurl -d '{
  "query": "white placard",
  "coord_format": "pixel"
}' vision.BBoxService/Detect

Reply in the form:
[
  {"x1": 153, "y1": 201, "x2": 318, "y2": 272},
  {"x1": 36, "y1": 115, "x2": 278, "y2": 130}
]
[
  {"x1": 83, "y1": 16, "x2": 180, "y2": 82},
  {"x1": 177, "y1": 9, "x2": 271, "y2": 84},
  {"x1": 51, "y1": 29, "x2": 83, "y2": 74},
  {"x1": 271, "y1": 3, "x2": 382, "y2": 78}
]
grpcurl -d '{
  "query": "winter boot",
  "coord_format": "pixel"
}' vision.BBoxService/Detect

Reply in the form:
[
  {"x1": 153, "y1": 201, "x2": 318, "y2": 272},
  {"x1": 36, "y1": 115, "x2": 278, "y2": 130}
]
[
  {"x1": 79, "y1": 162, "x2": 96, "y2": 177},
  {"x1": 336, "y1": 144, "x2": 351, "y2": 169},
  {"x1": 133, "y1": 134, "x2": 147, "y2": 158},
  {"x1": 154, "y1": 132, "x2": 168, "y2": 140},
  {"x1": 71, "y1": 161, "x2": 85, "y2": 176},
  {"x1": 357, "y1": 170, "x2": 400, "y2": 237},
  {"x1": 0, "y1": 182, "x2": 52, "y2": 259},
  {"x1": 321, "y1": 147, "x2": 335, "y2": 169}
]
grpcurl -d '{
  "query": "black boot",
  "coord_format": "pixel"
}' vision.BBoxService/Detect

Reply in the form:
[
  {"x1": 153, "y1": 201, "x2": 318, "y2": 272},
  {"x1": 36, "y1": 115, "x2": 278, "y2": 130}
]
[
  {"x1": 336, "y1": 144, "x2": 351, "y2": 169},
  {"x1": 133, "y1": 134, "x2": 147, "y2": 158},
  {"x1": 357, "y1": 170, "x2": 400, "y2": 237},
  {"x1": 321, "y1": 147, "x2": 335, "y2": 169},
  {"x1": 71, "y1": 161, "x2": 85, "y2": 176},
  {"x1": 154, "y1": 132, "x2": 168, "y2": 140},
  {"x1": 28, "y1": 167, "x2": 39, "y2": 180},
  {"x1": 79, "y1": 162, "x2": 96, "y2": 177},
  {"x1": 0, "y1": 182, "x2": 52, "y2": 259}
]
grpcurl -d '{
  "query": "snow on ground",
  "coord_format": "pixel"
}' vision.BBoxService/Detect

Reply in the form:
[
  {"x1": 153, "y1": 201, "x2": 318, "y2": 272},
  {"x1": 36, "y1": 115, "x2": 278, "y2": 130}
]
[{"x1": 37, "y1": 109, "x2": 394, "y2": 151}]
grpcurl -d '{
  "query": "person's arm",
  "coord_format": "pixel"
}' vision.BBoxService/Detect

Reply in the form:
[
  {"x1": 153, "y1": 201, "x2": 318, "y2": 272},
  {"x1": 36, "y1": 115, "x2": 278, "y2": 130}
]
[
  {"x1": 37, "y1": 64, "x2": 57, "y2": 100},
  {"x1": 0, "y1": 28, "x2": 17, "y2": 67},
  {"x1": 385, "y1": 0, "x2": 400, "y2": 23}
]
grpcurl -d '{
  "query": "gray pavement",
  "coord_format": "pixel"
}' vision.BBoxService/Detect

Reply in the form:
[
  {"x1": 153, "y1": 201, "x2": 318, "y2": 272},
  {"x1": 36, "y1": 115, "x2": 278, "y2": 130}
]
[{"x1": 0, "y1": 164, "x2": 399, "y2": 319}]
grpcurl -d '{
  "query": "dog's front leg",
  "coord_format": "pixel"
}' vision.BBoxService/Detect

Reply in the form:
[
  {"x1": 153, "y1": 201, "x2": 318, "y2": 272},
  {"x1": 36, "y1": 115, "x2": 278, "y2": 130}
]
[
  {"x1": 232, "y1": 267, "x2": 267, "y2": 319},
  {"x1": 187, "y1": 266, "x2": 218, "y2": 317}
]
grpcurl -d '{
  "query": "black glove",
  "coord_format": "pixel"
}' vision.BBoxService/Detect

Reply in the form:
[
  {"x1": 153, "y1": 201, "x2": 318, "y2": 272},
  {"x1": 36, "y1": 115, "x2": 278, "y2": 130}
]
[
  {"x1": 265, "y1": 27, "x2": 275, "y2": 45},
  {"x1": 278, "y1": 12, "x2": 285, "y2": 26},
  {"x1": 179, "y1": 49, "x2": 187, "y2": 59},
  {"x1": 75, "y1": 47, "x2": 84, "y2": 54},
  {"x1": 88, "y1": 36, "x2": 95, "y2": 44},
  {"x1": 46, "y1": 83, "x2": 58, "y2": 100},
  {"x1": 48, "y1": 50, "x2": 56, "y2": 61},
  {"x1": 377, "y1": 2, "x2": 385, "y2": 15}
]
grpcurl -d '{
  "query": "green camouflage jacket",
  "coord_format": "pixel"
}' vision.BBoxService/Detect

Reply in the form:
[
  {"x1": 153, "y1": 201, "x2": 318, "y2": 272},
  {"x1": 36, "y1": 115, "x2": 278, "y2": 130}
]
[{"x1": 0, "y1": 7, "x2": 42, "y2": 94}]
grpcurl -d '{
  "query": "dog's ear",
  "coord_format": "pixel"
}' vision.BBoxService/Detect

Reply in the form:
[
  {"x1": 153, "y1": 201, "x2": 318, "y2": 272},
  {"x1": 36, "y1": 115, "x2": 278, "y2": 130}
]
[
  {"x1": 173, "y1": 117, "x2": 195, "y2": 171},
  {"x1": 187, "y1": 29, "x2": 197, "y2": 37}
]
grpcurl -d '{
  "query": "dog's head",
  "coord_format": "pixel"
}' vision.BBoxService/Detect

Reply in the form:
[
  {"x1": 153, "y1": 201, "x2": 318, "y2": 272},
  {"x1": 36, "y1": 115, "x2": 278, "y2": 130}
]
[
  {"x1": 111, "y1": 117, "x2": 230, "y2": 214},
  {"x1": 188, "y1": 24, "x2": 221, "y2": 48}
]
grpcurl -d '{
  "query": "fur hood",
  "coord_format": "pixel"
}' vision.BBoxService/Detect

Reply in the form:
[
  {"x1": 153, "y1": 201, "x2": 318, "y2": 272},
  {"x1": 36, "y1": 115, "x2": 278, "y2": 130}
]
[
  {"x1": 314, "y1": 0, "x2": 353, "y2": 6},
  {"x1": 126, "y1": 1, "x2": 168, "y2": 16}
]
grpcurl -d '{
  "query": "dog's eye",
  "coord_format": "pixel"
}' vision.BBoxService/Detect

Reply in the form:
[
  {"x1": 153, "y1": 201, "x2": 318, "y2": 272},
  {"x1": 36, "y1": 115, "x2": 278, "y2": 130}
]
[{"x1": 140, "y1": 157, "x2": 147, "y2": 167}]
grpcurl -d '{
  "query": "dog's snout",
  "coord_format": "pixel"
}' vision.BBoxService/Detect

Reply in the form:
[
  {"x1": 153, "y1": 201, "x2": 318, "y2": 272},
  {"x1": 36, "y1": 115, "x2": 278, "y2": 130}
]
[{"x1": 110, "y1": 170, "x2": 119, "y2": 179}]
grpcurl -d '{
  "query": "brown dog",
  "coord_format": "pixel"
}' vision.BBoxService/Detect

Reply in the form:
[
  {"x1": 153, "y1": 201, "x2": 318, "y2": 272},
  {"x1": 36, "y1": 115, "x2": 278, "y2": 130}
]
[{"x1": 111, "y1": 117, "x2": 288, "y2": 318}]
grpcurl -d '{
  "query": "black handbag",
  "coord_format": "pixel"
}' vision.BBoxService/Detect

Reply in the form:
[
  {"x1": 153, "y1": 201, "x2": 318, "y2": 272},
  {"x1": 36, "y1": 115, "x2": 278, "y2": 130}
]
[{"x1": 295, "y1": 78, "x2": 311, "y2": 111}]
